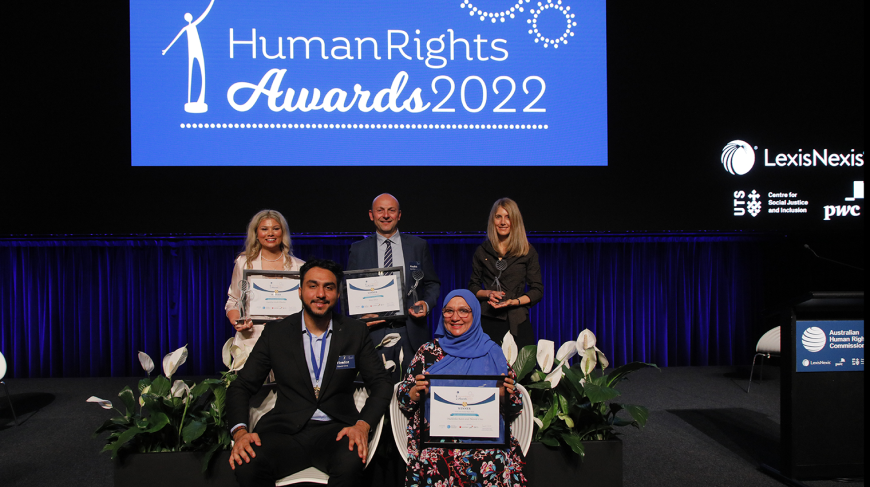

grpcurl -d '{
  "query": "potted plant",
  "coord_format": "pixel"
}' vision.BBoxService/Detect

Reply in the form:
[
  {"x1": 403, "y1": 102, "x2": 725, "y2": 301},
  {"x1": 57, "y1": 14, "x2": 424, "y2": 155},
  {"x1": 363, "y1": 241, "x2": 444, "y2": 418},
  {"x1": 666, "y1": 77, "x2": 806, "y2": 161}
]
[
  {"x1": 88, "y1": 340, "x2": 247, "y2": 487},
  {"x1": 502, "y1": 330, "x2": 657, "y2": 487}
]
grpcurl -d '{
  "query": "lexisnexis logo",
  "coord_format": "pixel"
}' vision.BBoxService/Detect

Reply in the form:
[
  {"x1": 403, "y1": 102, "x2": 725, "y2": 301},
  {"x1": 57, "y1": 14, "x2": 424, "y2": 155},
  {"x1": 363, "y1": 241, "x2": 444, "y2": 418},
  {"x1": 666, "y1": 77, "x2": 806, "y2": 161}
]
[
  {"x1": 721, "y1": 140, "x2": 756, "y2": 175},
  {"x1": 722, "y1": 139, "x2": 864, "y2": 175}
]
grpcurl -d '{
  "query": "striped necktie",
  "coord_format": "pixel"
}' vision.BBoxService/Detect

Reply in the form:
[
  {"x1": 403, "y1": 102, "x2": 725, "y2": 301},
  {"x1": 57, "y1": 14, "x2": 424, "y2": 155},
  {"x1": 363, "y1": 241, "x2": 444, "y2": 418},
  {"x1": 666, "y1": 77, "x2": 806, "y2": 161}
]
[{"x1": 384, "y1": 239, "x2": 393, "y2": 267}]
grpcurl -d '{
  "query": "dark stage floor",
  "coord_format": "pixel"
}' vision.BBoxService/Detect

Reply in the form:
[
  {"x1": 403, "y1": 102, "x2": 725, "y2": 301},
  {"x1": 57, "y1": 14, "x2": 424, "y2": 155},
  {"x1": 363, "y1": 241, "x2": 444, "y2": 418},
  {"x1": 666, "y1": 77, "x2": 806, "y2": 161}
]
[{"x1": 0, "y1": 366, "x2": 862, "y2": 487}]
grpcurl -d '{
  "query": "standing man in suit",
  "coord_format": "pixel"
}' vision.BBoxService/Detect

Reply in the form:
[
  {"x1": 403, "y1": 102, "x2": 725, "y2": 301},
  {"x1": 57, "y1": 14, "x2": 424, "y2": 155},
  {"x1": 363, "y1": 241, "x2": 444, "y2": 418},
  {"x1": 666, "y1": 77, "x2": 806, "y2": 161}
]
[
  {"x1": 227, "y1": 259, "x2": 391, "y2": 487},
  {"x1": 347, "y1": 193, "x2": 441, "y2": 381}
]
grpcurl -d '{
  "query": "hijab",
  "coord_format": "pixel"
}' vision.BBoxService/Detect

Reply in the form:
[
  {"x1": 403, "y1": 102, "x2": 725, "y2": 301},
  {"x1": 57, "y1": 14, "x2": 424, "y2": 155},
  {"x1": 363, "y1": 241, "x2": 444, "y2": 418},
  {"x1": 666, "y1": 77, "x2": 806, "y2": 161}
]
[{"x1": 427, "y1": 289, "x2": 508, "y2": 376}]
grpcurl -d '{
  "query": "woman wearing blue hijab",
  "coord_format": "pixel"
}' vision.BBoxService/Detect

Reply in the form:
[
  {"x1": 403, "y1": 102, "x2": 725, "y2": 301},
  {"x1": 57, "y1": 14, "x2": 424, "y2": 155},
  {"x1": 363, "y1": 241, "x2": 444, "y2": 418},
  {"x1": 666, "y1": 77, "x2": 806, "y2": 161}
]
[{"x1": 397, "y1": 289, "x2": 527, "y2": 487}]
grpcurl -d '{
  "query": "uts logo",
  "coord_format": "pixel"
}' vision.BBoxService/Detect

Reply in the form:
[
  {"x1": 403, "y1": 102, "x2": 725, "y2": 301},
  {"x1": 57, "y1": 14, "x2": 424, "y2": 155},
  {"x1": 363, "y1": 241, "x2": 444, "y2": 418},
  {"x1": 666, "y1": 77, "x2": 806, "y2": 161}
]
[
  {"x1": 722, "y1": 140, "x2": 756, "y2": 175},
  {"x1": 801, "y1": 327, "x2": 827, "y2": 352}
]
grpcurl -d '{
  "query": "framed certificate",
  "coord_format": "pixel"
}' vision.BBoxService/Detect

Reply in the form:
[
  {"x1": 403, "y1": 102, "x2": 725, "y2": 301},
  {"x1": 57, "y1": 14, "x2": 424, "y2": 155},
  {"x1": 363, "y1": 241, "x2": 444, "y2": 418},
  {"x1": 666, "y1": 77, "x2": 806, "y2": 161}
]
[
  {"x1": 341, "y1": 267, "x2": 406, "y2": 322},
  {"x1": 240, "y1": 269, "x2": 302, "y2": 323},
  {"x1": 422, "y1": 375, "x2": 508, "y2": 449}
]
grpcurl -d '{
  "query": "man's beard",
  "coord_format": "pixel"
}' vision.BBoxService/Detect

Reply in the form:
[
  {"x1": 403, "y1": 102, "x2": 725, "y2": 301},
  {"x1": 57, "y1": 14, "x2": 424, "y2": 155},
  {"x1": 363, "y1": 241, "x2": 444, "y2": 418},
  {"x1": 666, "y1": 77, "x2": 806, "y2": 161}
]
[{"x1": 302, "y1": 298, "x2": 333, "y2": 318}]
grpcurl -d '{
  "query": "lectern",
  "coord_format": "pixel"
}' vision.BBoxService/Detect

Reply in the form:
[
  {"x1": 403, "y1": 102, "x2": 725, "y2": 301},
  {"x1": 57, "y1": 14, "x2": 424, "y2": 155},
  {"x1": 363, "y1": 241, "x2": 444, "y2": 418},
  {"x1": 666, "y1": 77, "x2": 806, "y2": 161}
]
[{"x1": 779, "y1": 292, "x2": 864, "y2": 480}]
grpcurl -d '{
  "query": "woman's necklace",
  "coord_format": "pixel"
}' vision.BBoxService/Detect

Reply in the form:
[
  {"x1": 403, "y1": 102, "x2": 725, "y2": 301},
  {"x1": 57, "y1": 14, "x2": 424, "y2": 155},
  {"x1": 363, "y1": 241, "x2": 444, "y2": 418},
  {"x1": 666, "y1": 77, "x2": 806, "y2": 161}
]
[{"x1": 260, "y1": 252, "x2": 283, "y2": 262}]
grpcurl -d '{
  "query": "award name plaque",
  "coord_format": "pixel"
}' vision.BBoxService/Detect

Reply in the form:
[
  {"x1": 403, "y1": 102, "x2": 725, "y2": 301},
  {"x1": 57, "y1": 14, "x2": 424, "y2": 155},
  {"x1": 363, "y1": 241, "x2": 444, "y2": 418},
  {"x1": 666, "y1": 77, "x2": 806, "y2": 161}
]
[
  {"x1": 341, "y1": 266, "x2": 407, "y2": 322},
  {"x1": 241, "y1": 269, "x2": 302, "y2": 323},
  {"x1": 422, "y1": 375, "x2": 508, "y2": 449}
]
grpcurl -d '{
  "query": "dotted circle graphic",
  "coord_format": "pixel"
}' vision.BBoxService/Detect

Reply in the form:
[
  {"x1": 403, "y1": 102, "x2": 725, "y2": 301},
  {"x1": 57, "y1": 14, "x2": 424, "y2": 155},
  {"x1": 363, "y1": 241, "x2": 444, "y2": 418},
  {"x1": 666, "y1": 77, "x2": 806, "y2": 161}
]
[
  {"x1": 461, "y1": 0, "x2": 531, "y2": 23},
  {"x1": 527, "y1": 0, "x2": 577, "y2": 48}
]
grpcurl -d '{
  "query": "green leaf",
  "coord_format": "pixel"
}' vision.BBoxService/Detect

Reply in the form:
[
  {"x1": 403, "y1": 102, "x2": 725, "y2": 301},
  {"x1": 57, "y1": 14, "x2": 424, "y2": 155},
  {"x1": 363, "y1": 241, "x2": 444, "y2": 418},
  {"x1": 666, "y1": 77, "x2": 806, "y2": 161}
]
[
  {"x1": 137, "y1": 378, "x2": 152, "y2": 393},
  {"x1": 525, "y1": 381, "x2": 553, "y2": 390},
  {"x1": 150, "y1": 375, "x2": 171, "y2": 397},
  {"x1": 118, "y1": 387, "x2": 136, "y2": 417},
  {"x1": 583, "y1": 382, "x2": 620, "y2": 405},
  {"x1": 529, "y1": 370, "x2": 545, "y2": 383},
  {"x1": 107, "y1": 426, "x2": 145, "y2": 458},
  {"x1": 556, "y1": 413, "x2": 574, "y2": 428},
  {"x1": 513, "y1": 345, "x2": 538, "y2": 382},
  {"x1": 562, "y1": 367, "x2": 587, "y2": 401},
  {"x1": 624, "y1": 404, "x2": 649, "y2": 428},
  {"x1": 94, "y1": 417, "x2": 131, "y2": 436},
  {"x1": 182, "y1": 420, "x2": 207, "y2": 444},
  {"x1": 201, "y1": 443, "x2": 221, "y2": 473},
  {"x1": 211, "y1": 386, "x2": 226, "y2": 426},
  {"x1": 603, "y1": 362, "x2": 658, "y2": 388},
  {"x1": 189, "y1": 381, "x2": 210, "y2": 397},
  {"x1": 561, "y1": 432, "x2": 585, "y2": 456},
  {"x1": 539, "y1": 434, "x2": 559, "y2": 447},
  {"x1": 557, "y1": 389, "x2": 569, "y2": 415},
  {"x1": 143, "y1": 412, "x2": 171, "y2": 433},
  {"x1": 541, "y1": 400, "x2": 557, "y2": 431}
]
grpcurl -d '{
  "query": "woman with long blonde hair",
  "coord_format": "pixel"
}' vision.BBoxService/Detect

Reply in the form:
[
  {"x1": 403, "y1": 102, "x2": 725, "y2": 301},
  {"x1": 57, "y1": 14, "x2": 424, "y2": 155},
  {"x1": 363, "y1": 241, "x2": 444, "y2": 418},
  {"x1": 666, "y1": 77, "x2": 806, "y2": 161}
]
[
  {"x1": 225, "y1": 209, "x2": 305, "y2": 350},
  {"x1": 468, "y1": 198, "x2": 543, "y2": 348}
]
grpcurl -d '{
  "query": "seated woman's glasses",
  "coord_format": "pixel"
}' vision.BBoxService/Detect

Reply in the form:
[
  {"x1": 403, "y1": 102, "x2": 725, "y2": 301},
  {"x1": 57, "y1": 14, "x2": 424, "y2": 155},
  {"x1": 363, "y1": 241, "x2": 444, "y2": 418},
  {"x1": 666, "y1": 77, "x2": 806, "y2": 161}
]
[{"x1": 442, "y1": 307, "x2": 472, "y2": 318}]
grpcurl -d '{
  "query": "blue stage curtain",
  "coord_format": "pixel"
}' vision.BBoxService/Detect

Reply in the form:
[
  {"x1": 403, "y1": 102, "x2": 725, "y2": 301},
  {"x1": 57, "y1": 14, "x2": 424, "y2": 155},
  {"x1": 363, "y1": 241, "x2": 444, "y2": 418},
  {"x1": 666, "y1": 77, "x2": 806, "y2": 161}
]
[{"x1": 0, "y1": 234, "x2": 763, "y2": 378}]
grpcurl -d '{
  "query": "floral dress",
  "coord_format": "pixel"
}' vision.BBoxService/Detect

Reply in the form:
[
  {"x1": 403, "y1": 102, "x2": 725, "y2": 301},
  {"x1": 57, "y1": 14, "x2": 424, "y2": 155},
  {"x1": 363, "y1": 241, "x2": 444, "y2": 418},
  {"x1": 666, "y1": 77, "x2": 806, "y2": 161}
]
[{"x1": 397, "y1": 340, "x2": 527, "y2": 487}]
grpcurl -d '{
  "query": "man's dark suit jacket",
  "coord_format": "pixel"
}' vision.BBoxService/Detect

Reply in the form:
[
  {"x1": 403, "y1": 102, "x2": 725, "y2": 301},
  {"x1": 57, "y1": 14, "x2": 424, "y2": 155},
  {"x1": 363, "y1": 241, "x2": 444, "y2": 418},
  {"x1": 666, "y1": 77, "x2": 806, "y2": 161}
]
[
  {"x1": 346, "y1": 233, "x2": 441, "y2": 351},
  {"x1": 227, "y1": 312, "x2": 391, "y2": 435}
]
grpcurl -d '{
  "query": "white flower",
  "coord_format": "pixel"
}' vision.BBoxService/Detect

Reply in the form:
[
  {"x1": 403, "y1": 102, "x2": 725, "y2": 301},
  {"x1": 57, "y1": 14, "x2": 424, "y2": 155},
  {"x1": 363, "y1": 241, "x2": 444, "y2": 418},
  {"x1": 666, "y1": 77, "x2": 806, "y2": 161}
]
[
  {"x1": 162, "y1": 345, "x2": 188, "y2": 379},
  {"x1": 544, "y1": 364, "x2": 564, "y2": 388},
  {"x1": 139, "y1": 385, "x2": 150, "y2": 406},
  {"x1": 502, "y1": 332, "x2": 518, "y2": 366},
  {"x1": 379, "y1": 333, "x2": 402, "y2": 348},
  {"x1": 221, "y1": 338, "x2": 234, "y2": 369},
  {"x1": 399, "y1": 347, "x2": 405, "y2": 371},
  {"x1": 579, "y1": 347, "x2": 598, "y2": 376},
  {"x1": 229, "y1": 345, "x2": 249, "y2": 372},
  {"x1": 137, "y1": 352, "x2": 154, "y2": 375},
  {"x1": 86, "y1": 396, "x2": 113, "y2": 409},
  {"x1": 536, "y1": 339, "x2": 555, "y2": 373},
  {"x1": 596, "y1": 348, "x2": 610, "y2": 370},
  {"x1": 170, "y1": 380, "x2": 190, "y2": 401},
  {"x1": 533, "y1": 417, "x2": 543, "y2": 429},
  {"x1": 384, "y1": 360, "x2": 396, "y2": 371},
  {"x1": 575, "y1": 329, "x2": 597, "y2": 355},
  {"x1": 555, "y1": 341, "x2": 577, "y2": 363}
]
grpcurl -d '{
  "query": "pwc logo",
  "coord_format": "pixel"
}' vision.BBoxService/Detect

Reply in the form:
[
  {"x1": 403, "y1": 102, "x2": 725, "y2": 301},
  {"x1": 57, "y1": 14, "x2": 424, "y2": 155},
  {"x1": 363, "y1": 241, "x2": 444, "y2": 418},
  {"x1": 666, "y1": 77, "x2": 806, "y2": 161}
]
[{"x1": 721, "y1": 140, "x2": 756, "y2": 175}]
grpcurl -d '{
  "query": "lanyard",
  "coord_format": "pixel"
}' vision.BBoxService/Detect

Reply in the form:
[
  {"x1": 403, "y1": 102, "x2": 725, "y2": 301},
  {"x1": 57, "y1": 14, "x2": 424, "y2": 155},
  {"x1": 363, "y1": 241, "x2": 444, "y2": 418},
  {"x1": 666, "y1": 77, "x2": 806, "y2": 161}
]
[{"x1": 307, "y1": 330, "x2": 328, "y2": 385}]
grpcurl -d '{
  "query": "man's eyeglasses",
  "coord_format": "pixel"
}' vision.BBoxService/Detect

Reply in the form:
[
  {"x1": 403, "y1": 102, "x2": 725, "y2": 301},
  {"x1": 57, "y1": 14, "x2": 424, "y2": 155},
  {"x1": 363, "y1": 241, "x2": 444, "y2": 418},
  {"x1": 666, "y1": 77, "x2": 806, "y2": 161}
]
[{"x1": 442, "y1": 307, "x2": 472, "y2": 318}]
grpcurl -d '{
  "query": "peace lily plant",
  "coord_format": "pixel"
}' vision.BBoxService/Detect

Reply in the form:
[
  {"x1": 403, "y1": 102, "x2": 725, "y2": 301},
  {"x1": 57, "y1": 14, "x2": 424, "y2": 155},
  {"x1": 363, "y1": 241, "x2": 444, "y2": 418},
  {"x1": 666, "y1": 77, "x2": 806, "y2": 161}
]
[
  {"x1": 88, "y1": 339, "x2": 248, "y2": 472},
  {"x1": 503, "y1": 329, "x2": 657, "y2": 456}
]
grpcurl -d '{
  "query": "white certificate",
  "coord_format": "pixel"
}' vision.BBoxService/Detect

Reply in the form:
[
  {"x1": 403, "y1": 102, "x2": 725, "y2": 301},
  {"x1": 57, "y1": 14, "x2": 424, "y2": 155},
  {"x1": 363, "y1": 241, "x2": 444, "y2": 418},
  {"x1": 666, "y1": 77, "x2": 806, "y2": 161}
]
[
  {"x1": 248, "y1": 278, "x2": 301, "y2": 316},
  {"x1": 429, "y1": 385, "x2": 500, "y2": 438},
  {"x1": 345, "y1": 275, "x2": 402, "y2": 315}
]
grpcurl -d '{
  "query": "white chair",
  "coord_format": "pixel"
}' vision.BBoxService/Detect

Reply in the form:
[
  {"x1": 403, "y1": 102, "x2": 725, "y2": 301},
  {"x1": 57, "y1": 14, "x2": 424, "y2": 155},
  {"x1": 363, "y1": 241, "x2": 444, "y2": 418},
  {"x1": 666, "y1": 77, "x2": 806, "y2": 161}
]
[
  {"x1": 747, "y1": 326, "x2": 780, "y2": 392},
  {"x1": 390, "y1": 381, "x2": 534, "y2": 465},
  {"x1": 274, "y1": 387, "x2": 384, "y2": 486},
  {"x1": 0, "y1": 351, "x2": 18, "y2": 426}
]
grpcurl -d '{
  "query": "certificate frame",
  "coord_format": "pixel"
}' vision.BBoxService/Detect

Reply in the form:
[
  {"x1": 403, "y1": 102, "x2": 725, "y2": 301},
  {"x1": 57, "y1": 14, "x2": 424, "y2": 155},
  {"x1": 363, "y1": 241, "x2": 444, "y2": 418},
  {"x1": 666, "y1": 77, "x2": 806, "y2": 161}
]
[
  {"x1": 240, "y1": 269, "x2": 301, "y2": 324},
  {"x1": 341, "y1": 267, "x2": 407, "y2": 322},
  {"x1": 421, "y1": 374, "x2": 508, "y2": 449}
]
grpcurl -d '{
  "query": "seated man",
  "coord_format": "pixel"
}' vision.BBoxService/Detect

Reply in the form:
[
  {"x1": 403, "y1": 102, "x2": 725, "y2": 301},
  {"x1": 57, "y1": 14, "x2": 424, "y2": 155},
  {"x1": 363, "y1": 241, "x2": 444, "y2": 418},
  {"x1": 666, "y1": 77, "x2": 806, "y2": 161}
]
[{"x1": 227, "y1": 259, "x2": 392, "y2": 487}]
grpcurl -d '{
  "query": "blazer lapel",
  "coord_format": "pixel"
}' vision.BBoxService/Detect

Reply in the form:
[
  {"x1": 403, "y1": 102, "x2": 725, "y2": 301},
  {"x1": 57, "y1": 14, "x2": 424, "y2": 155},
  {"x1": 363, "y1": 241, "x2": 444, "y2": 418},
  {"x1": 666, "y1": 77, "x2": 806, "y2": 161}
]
[
  {"x1": 318, "y1": 315, "x2": 346, "y2": 394},
  {"x1": 290, "y1": 316, "x2": 317, "y2": 399}
]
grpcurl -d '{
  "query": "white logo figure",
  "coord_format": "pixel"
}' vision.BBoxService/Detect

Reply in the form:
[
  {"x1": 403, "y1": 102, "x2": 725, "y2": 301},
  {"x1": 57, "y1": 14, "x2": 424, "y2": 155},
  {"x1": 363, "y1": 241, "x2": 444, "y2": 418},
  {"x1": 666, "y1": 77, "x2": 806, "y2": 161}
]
[
  {"x1": 801, "y1": 327, "x2": 826, "y2": 353},
  {"x1": 746, "y1": 190, "x2": 762, "y2": 217},
  {"x1": 844, "y1": 181, "x2": 864, "y2": 202},
  {"x1": 721, "y1": 140, "x2": 755, "y2": 175},
  {"x1": 163, "y1": 0, "x2": 216, "y2": 113}
]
